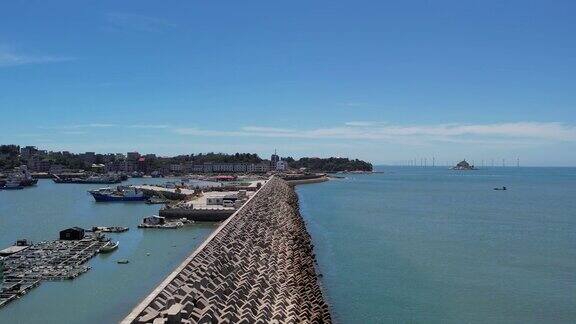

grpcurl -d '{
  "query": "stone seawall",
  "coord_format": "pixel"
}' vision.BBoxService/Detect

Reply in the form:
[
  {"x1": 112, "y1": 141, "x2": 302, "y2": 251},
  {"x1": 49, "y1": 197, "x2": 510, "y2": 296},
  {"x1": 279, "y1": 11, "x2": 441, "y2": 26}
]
[{"x1": 123, "y1": 176, "x2": 331, "y2": 323}]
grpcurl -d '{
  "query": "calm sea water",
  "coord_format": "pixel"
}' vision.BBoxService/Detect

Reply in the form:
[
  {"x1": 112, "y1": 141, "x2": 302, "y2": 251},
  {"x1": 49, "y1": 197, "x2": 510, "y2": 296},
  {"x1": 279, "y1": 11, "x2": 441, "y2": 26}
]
[
  {"x1": 297, "y1": 167, "x2": 576, "y2": 323},
  {"x1": 0, "y1": 178, "x2": 216, "y2": 324},
  {"x1": 2, "y1": 168, "x2": 575, "y2": 323}
]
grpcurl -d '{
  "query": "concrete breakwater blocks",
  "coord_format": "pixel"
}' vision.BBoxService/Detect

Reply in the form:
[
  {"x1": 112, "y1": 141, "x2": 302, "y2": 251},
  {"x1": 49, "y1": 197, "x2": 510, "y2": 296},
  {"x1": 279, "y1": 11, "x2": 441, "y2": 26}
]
[{"x1": 123, "y1": 176, "x2": 331, "y2": 323}]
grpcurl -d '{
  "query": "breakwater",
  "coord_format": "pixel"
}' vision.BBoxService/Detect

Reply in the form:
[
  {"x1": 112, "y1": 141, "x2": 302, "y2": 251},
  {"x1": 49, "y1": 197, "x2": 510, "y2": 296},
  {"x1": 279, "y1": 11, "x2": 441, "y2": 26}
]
[{"x1": 123, "y1": 176, "x2": 331, "y2": 323}]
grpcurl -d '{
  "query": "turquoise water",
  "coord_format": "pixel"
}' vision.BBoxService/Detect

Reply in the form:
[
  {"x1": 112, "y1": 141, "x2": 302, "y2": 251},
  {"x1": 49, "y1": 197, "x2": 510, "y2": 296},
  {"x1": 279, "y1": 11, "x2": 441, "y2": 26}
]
[
  {"x1": 297, "y1": 167, "x2": 576, "y2": 323},
  {"x1": 0, "y1": 178, "x2": 216, "y2": 323}
]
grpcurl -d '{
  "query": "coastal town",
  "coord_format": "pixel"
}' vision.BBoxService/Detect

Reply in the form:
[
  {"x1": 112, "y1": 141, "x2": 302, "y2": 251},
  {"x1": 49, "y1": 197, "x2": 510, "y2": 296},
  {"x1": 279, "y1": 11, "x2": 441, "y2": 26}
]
[{"x1": 0, "y1": 145, "x2": 372, "y2": 182}]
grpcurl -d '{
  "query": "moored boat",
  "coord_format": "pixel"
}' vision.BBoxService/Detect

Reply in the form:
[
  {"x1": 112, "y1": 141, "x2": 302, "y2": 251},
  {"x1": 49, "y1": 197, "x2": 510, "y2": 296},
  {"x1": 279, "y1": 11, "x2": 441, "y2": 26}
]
[
  {"x1": 89, "y1": 186, "x2": 147, "y2": 202},
  {"x1": 1, "y1": 178, "x2": 23, "y2": 190},
  {"x1": 98, "y1": 241, "x2": 119, "y2": 253},
  {"x1": 7, "y1": 166, "x2": 38, "y2": 187}
]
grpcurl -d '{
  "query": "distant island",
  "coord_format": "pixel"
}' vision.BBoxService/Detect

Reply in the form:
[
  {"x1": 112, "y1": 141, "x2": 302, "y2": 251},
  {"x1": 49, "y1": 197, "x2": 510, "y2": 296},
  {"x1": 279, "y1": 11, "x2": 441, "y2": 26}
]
[{"x1": 451, "y1": 160, "x2": 475, "y2": 170}]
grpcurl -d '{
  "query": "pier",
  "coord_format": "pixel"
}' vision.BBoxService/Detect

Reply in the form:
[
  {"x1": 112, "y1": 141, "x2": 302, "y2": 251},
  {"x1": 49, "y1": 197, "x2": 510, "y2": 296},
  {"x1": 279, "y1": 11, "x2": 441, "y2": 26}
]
[{"x1": 122, "y1": 176, "x2": 331, "y2": 323}]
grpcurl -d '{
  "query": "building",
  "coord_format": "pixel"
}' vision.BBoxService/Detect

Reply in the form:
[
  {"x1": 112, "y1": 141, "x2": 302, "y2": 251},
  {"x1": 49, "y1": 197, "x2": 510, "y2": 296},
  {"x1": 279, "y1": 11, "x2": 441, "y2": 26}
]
[
  {"x1": 234, "y1": 163, "x2": 247, "y2": 173},
  {"x1": 207, "y1": 194, "x2": 238, "y2": 207},
  {"x1": 270, "y1": 151, "x2": 280, "y2": 169},
  {"x1": 212, "y1": 163, "x2": 235, "y2": 173},
  {"x1": 190, "y1": 164, "x2": 205, "y2": 173},
  {"x1": 170, "y1": 164, "x2": 185, "y2": 173},
  {"x1": 247, "y1": 162, "x2": 270, "y2": 173},
  {"x1": 59, "y1": 227, "x2": 85, "y2": 240},
  {"x1": 275, "y1": 160, "x2": 288, "y2": 171}
]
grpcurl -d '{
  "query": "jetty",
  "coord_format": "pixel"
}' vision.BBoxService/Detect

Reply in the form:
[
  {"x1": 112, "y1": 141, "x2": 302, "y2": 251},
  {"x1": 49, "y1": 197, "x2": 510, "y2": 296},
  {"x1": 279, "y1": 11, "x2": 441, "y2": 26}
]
[
  {"x1": 122, "y1": 176, "x2": 331, "y2": 323},
  {"x1": 0, "y1": 231, "x2": 109, "y2": 308}
]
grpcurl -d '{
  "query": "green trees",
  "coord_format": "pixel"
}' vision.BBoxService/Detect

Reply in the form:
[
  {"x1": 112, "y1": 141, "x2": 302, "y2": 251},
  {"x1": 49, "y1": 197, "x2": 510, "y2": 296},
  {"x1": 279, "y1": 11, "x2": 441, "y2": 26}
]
[{"x1": 288, "y1": 157, "x2": 372, "y2": 172}]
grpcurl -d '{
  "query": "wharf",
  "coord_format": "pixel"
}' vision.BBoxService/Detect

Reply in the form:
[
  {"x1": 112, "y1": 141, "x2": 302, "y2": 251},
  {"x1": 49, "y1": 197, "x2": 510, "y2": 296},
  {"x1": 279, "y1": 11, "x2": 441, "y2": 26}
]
[
  {"x1": 0, "y1": 233, "x2": 108, "y2": 308},
  {"x1": 159, "y1": 191, "x2": 250, "y2": 222},
  {"x1": 122, "y1": 176, "x2": 331, "y2": 323}
]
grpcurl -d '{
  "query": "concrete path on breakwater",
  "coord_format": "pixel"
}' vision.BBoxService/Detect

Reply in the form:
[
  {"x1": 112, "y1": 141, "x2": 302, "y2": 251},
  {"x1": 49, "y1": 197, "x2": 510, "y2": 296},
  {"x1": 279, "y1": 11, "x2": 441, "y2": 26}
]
[{"x1": 122, "y1": 176, "x2": 331, "y2": 323}]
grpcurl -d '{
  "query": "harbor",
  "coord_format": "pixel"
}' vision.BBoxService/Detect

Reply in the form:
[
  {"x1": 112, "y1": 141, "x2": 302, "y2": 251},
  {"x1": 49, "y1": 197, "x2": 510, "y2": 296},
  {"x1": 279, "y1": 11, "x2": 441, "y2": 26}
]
[{"x1": 0, "y1": 177, "x2": 217, "y2": 323}]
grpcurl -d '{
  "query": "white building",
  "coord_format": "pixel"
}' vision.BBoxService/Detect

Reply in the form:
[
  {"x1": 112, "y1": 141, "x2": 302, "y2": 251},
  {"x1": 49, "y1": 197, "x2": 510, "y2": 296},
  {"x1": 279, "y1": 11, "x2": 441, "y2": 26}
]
[
  {"x1": 275, "y1": 160, "x2": 288, "y2": 171},
  {"x1": 212, "y1": 164, "x2": 235, "y2": 173},
  {"x1": 170, "y1": 164, "x2": 184, "y2": 172},
  {"x1": 247, "y1": 162, "x2": 270, "y2": 173}
]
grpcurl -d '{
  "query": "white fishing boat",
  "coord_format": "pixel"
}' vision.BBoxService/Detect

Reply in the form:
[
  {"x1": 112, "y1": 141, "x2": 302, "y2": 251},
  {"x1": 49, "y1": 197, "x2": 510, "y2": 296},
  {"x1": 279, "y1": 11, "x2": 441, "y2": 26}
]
[{"x1": 98, "y1": 241, "x2": 119, "y2": 253}]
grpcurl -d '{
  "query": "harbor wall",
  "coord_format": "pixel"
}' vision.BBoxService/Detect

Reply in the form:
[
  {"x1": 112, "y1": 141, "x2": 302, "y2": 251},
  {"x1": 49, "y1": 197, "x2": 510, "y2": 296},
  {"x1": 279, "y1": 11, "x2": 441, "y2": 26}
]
[
  {"x1": 122, "y1": 176, "x2": 331, "y2": 323},
  {"x1": 286, "y1": 175, "x2": 329, "y2": 186}
]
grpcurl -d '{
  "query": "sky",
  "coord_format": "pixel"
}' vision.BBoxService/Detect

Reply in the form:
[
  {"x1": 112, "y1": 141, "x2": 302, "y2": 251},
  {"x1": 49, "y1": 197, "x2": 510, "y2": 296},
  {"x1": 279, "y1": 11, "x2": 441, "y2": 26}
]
[{"x1": 1, "y1": 0, "x2": 575, "y2": 166}]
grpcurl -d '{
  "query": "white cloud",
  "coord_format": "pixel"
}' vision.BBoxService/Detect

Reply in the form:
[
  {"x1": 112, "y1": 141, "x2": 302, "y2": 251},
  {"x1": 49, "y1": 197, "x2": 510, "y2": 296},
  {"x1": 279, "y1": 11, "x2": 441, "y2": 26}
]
[
  {"x1": 0, "y1": 46, "x2": 74, "y2": 68},
  {"x1": 106, "y1": 13, "x2": 175, "y2": 33},
  {"x1": 174, "y1": 122, "x2": 576, "y2": 144},
  {"x1": 128, "y1": 124, "x2": 170, "y2": 129},
  {"x1": 61, "y1": 131, "x2": 88, "y2": 135}
]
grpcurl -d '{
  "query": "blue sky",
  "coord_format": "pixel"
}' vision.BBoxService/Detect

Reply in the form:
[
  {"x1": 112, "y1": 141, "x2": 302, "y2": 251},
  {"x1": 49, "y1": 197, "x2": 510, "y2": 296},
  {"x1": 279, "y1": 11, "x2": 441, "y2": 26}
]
[{"x1": 1, "y1": 1, "x2": 575, "y2": 166}]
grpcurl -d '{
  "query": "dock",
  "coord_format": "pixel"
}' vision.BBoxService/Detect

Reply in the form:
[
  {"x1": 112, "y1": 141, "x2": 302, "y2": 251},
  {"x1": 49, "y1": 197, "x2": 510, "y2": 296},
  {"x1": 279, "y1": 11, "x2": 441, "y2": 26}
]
[
  {"x1": 159, "y1": 190, "x2": 253, "y2": 222},
  {"x1": 0, "y1": 233, "x2": 109, "y2": 308},
  {"x1": 122, "y1": 176, "x2": 331, "y2": 323}
]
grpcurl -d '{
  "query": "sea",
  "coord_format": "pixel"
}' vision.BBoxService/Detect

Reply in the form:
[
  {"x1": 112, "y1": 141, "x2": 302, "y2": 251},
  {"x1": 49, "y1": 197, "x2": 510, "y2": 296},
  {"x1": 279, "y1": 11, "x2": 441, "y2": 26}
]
[
  {"x1": 1, "y1": 167, "x2": 576, "y2": 323},
  {"x1": 297, "y1": 166, "x2": 576, "y2": 323}
]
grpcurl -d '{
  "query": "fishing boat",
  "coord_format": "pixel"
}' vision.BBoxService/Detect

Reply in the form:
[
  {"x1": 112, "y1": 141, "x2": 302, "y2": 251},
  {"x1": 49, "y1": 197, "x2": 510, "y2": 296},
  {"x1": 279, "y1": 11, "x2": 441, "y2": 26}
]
[
  {"x1": 89, "y1": 186, "x2": 147, "y2": 202},
  {"x1": 1, "y1": 178, "x2": 23, "y2": 190},
  {"x1": 98, "y1": 241, "x2": 119, "y2": 253},
  {"x1": 91, "y1": 226, "x2": 129, "y2": 233},
  {"x1": 7, "y1": 166, "x2": 38, "y2": 187}
]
